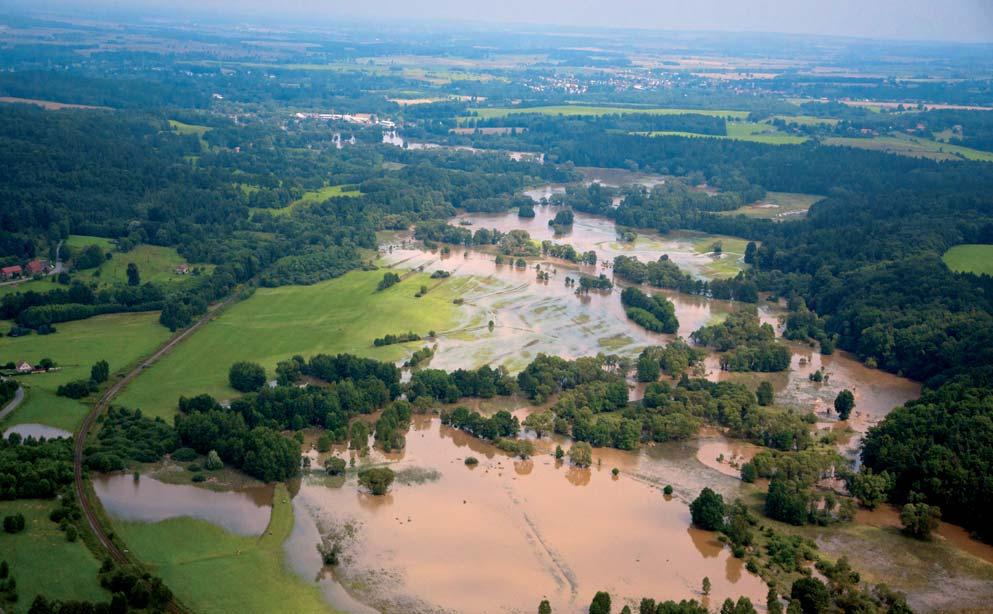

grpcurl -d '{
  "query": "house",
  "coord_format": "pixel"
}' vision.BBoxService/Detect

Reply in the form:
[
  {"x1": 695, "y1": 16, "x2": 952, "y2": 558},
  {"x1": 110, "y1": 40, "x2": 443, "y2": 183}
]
[
  {"x1": 25, "y1": 259, "x2": 48, "y2": 276},
  {"x1": 1, "y1": 265, "x2": 22, "y2": 280},
  {"x1": 175, "y1": 264, "x2": 190, "y2": 275},
  {"x1": 16, "y1": 361, "x2": 33, "y2": 374}
]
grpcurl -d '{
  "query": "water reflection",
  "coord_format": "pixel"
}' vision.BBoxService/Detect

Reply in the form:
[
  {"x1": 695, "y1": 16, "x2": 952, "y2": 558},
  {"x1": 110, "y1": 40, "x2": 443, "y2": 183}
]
[
  {"x1": 4, "y1": 423, "x2": 72, "y2": 440},
  {"x1": 93, "y1": 474, "x2": 272, "y2": 536}
]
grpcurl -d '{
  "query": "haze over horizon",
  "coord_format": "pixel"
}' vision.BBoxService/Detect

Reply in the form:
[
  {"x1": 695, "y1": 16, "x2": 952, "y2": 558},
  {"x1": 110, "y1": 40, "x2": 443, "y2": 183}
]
[{"x1": 9, "y1": 0, "x2": 993, "y2": 44}]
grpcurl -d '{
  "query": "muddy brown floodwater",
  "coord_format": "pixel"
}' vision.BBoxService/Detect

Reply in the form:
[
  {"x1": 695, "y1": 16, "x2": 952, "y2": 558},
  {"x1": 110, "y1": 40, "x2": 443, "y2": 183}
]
[{"x1": 291, "y1": 417, "x2": 768, "y2": 614}]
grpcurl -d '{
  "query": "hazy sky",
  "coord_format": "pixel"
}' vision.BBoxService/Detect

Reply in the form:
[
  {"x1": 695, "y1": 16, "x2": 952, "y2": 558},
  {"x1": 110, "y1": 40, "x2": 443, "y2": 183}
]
[{"x1": 23, "y1": 0, "x2": 993, "y2": 43}]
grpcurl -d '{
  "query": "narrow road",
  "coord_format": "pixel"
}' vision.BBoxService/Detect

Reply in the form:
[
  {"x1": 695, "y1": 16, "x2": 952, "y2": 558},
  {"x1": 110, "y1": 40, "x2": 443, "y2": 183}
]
[
  {"x1": 0, "y1": 385, "x2": 24, "y2": 423},
  {"x1": 73, "y1": 299, "x2": 232, "y2": 614}
]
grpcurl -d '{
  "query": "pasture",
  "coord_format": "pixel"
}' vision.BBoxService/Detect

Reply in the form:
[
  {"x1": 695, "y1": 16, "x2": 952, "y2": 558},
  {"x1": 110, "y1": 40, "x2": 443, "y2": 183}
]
[
  {"x1": 0, "y1": 312, "x2": 169, "y2": 431},
  {"x1": 0, "y1": 499, "x2": 107, "y2": 611},
  {"x1": 645, "y1": 120, "x2": 807, "y2": 144},
  {"x1": 824, "y1": 134, "x2": 993, "y2": 162},
  {"x1": 116, "y1": 269, "x2": 470, "y2": 420},
  {"x1": 943, "y1": 244, "x2": 993, "y2": 276},
  {"x1": 254, "y1": 185, "x2": 361, "y2": 217},
  {"x1": 114, "y1": 485, "x2": 335, "y2": 614}
]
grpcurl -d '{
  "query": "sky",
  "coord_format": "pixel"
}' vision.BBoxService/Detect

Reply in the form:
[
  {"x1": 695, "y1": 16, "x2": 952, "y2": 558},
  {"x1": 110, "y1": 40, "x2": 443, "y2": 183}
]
[{"x1": 19, "y1": 0, "x2": 993, "y2": 43}]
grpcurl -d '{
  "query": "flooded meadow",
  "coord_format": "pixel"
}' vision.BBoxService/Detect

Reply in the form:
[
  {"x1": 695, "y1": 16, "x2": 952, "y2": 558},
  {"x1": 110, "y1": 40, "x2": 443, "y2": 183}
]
[{"x1": 95, "y1": 182, "x2": 993, "y2": 613}]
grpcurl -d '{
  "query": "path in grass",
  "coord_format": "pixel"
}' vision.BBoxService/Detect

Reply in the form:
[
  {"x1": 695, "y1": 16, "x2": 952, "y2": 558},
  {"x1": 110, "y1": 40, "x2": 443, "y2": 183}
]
[
  {"x1": 114, "y1": 484, "x2": 334, "y2": 614},
  {"x1": 943, "y1": 244, "x2": 993, "y2": 276},
  {"x1": 116, "y1": 269, "x2": 471, "y2": 420},
  {"x1": 0, "y1": 313, "x2": 170, "y2": 431},
  {"x1": 0, "y1": 500, "x2": 107, "y2": 612}
]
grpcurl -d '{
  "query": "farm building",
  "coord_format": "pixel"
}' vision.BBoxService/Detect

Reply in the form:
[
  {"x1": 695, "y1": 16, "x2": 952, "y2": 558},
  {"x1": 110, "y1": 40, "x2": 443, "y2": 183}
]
[
  {"x1": 1, "y1": 265, "x2": 23, "y2": 279},
  {"x1": 16, "y1": 361, "x2": 33, "y2": 374},
  {"x1": 25, "y1": 259, "x2": 49, "y2": 275}
]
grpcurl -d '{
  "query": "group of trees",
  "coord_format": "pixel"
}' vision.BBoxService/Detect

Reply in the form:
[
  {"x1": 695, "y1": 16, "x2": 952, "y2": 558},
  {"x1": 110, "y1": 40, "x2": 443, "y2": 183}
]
[
  {"x1": 621, "y1": 287, "x2": 679, "y2": 334},
  {"x1": 613, "y1": 255, "x2": 758, "y2": 303},
  {"x1": 691, "y1": 311, "x2": 790, "y2": 372}
]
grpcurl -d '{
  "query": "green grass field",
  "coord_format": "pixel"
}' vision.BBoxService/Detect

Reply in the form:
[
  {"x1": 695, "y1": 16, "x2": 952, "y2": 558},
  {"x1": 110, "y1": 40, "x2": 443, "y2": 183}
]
[
  {"x1": 114, "y1": 484, "x2": 334, "y2": 614},
  {"x1": 943, "y1": 244, "x2": 993, "y2": 276},
  {"x1": 116, "y1": 269, "x2": 471, "y2": 420},
  {"x1": 691, "y1": 235, "x2": 751, "y2": 278},
  {"x1": 469, "y1": 105, "x2": 748, "y2": 120},
  {"x1": 825, "y1": 134, "x2": 993, "y2": 162},
  {"x1": 721, "y1": 192, "x2": 823, "y2": 220},
  {"x1": 65, "y1": 234, "x2": 115, "y2": 251},
  {"x1": 84, "y1": 245, "x2": 207, "y2": 285},
  {"x1": 0, "y1": 313, "x2": 170, "y2": 431},
  {"x1": 0, "y1": 500, "x2": 107, "y2": 612},
  {"x1": 645, "y1": 120, "x2": 807, "y2": 145},
  {"x1": 253, "y1": 185, "x2": 362, "y2": 217},
  {"x1": 169, "y1": 120, "x2": 210, "y2": 151}
]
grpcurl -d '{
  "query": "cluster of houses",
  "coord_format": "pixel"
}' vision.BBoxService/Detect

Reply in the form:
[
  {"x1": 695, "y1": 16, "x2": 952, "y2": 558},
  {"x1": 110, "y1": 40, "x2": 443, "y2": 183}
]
[
  {"x1": 292, "y1": 111, "x2": 396, "y2": 129},
  {"x1": 0, "y1": 259, "x2": 52, "y2": 281}
]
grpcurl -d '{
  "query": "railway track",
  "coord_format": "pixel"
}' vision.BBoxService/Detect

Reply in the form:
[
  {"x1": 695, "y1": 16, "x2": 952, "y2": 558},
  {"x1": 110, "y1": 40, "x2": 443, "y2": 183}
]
[{"x1": 72, "y1": 299, "x2": 233, "y2": 614}]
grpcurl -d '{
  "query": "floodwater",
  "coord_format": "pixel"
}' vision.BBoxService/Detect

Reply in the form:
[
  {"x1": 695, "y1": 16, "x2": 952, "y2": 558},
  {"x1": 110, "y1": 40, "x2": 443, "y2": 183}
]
[
  {"x1": 93, "y1": 474, "x2": 273, "y2": 536},
  {"x1": 3, "y1": 423, "x2": 72, "y2": 440},
  {"x1": 95, "y1": 181, "x2": 965, "y2": 613},
  {"x1": 290, "y1": 418, "x2": 767, "y2": 614}
]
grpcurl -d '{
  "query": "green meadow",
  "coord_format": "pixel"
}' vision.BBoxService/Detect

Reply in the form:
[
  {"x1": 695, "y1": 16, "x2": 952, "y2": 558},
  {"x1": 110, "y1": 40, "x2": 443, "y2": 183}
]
[
  {"x1": 0, "y1": 499, "x2": 107, "y2": 612},
  {"x1": 116, "y1": 269, "x2": 472, "y2": 420},
  {"x1": 721, "y1": 191, "x2": 823, "y2": 220},
  {"x1": 645, "y1": 120, "x2": 807, "y2": 144},
  {"x1": 169, "y1": 119, "x2": 211, "y2": 150},
  {"x1": 469, "y1": 105, "x2": 749, "y2": 120},
  {"x1": 825, "y1": 134, "x2": 993, "y2": 162},
  {"x1": 943, "y1": 244, "x2": 993, "y2": 276},
  {"x1": 252, "y1": 185, "x2": 361, "y2": 217},
  {"x1": 114, "y1": 484, "x2": 334, "y2": 614},
  {"x1": 0, "y1": 312, "x2": 169, "y2": 431}
]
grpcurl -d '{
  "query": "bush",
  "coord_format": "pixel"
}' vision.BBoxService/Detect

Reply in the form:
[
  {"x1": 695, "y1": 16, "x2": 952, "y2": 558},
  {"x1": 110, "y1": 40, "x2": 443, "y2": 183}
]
[
  {"x1": 568, "y1": 442, "x2": 593, "y2": 467},
  {"x1": 205, "y1": 450, "x2": 224, "y2": 470},
  {"x1": 325, "y1": 457, "x2": 346, "y2": 476},
  {"x1": 464, "y1": 456, "x2": 479, "y2": 466},
  {"x1": 358, "y1": 467, "x2": 395, "y2": 495},
  {"x1": 171, "y1": 447, "x2": 198, "y2": 462},
  {"x1": 3, "y1": 514, "x2": 26, "y2": 534},
  {"x1": 191, "y1": 473, "x2": 206, "y2": 483}
]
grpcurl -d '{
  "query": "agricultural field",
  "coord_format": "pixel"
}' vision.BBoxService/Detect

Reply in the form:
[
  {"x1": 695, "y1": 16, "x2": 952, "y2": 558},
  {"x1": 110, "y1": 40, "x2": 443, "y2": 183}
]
[
  {"x1": 116, "y1": 269, "x2": 471, "y2": 420},
  {"x1": 720, "y1": 191, "x2": 823, "y2": 220},
  {"x1": 81, "y1": 244, "x2": 208, "y2": 286},
  {"x1": 469, "y1": 105, "x2": 749, "y2": 120},
  {"x1": 0, "y1": 312, "x2": 169, "y2": 431},
  {"x1": 943, "y1": 244, "x2": 993, "y2": 276},
  {"x1": 114, "y1": 485, "x2": 334, "y2": 614},
  {"x1": 0, "y1": 499, "x2": 107, "y2": 611},
  {"x1": 645, "y1": 120, "x2": 807, "y2": 144},
  {"x1": 824, "y1": 134, "x2": 993, "y2": 162}
]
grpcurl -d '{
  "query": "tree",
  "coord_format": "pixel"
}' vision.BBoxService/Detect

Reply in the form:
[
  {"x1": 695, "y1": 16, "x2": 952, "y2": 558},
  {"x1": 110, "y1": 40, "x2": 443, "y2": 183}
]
[
  {"x1": 690, "y1": 488, "x2": 725, "y2": 531},
  {"x1": 358, "y1": 467, "x2": 395, "y2": 495},
  {"x1": 2, "y1": 513, "x2": 25, "y2": 534},
  {"x1": 205, "y1": 450, "x2": 224, "y2": 470},
  {"x1": 900, "y1": 500, "x2": 941, "y2": 539},
  {"x1": 539, "y1": 599, "x2": 552, "y2": 614},
  {"x1": 569, "y1": 442, "x2": 593, "y2": 468},
  {"x1": 756, "y1": 381, "x2": 774, "y2": 406},
  {"x1": 523, "y1": 411, "x2": 555, "y2": 438},
  {"x1": 90, "y1": 359, "x2": 110, "y2": 384},
  {"x1": 702, "y1": 576, "x2": 711, "y2": 595},
  {"x1": 589, "y1": 591, "x2": 611, "y2": 614},
  {"x1": 326, "y1": 457, "x2": 346, "y2": 476},
  {"x1": 834, "y1": 389, "x2": 854, "y2": 420},
  {"x1": 229, "y1": 361, "x2": 266, "y2": 392},
  {"x1": 126, "y1": 262, "x2": 140, "y2": 286},
  {"x1": 636, "y1": 355, "x2": 661, "y2": 382},
  {"x1": 790, "y1": 577, "x2": 829, "y2": 614},
  {"x1": 845, "y1": 469, "x2": 891, "y2": 509},
  {"x1": 767, "y1": 588, "x2": 783, "y2": 614}
]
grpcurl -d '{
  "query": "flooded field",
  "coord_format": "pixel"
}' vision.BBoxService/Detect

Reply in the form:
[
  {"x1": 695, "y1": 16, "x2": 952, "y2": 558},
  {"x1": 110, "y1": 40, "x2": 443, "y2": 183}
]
[
  {"x1": 3, "y1": 423, "x2": 72, "y2": 440},
  {"x1": 94, "y1": 189, "x2": 993, "y2": 614},
  {"x1": 291, "y1": 418, "x2": 767, "y2": 614},
  {"x1": 94, "y1": 474, "x2": 273, "y2": 536}
]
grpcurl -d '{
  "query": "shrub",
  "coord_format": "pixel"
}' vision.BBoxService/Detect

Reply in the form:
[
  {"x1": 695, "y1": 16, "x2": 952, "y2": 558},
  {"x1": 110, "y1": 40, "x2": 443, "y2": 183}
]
[
  {"x1": 3, "y1": 514, "x2": 26, "y2": 534},
  {"x1": 568, "y1": 442, "x2": 593, "y2": 467},
  {"x1": 171, "y1": 447, "x2": 198, "y2": 462},
  {"x1": 325, "y1": 457, "x2": 346, "y2": 476},
  {"x1": 358, "y1": 467, "x2": 395, "y2": 495},
  {"x1": 229, "y1": 361, "x2": 266, "y2": 392}
]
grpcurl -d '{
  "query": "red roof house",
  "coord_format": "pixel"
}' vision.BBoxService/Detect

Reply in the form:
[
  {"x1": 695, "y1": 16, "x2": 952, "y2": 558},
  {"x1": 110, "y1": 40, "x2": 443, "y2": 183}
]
[
  {"x1": 1, "y1": 265, "x2": 22, "y2": 279},
  {"x1": 25, "y1": 259, "x2": 47, "y2": 275}
]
